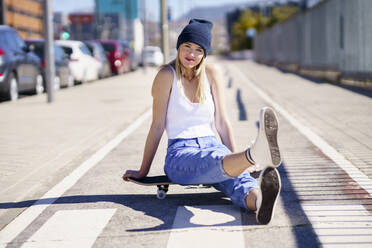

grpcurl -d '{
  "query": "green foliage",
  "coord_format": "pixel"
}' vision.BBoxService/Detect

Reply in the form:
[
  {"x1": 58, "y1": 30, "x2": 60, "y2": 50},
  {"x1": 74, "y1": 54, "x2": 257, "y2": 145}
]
[
  {"x1": 230, "y1": 5, "x2": 299, "y2": 51},
  {"x1": 267, "y1": 6, "x2": 299, "y2": 28},
  {"x1": 231, "y1": 10, "x2": 259, "y2": 51}
]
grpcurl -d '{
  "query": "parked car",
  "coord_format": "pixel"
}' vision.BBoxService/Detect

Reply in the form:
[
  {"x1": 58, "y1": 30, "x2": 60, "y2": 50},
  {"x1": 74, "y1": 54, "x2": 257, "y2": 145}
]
[
  {"x1": 98, "y1": 40, "x2": 130, "y2": 75},
  {"x1": 55, "y1": 40, "x2": 100, "y2": 83},
  {"x1": 0, "y1": 25, "x2": 43, "y2": 101},
  {"x1": 143, "y1": 46, "x2": 164, "y2": 66},
  {"x1": 121, "y1": 41, "x2": 138, "y2": 71},
  {"x1": 25, "y1": 39, "x2": 73, "y2": 90},
  {"x1": 84, "y1": 41, "x2": 111, "y2": 78}
]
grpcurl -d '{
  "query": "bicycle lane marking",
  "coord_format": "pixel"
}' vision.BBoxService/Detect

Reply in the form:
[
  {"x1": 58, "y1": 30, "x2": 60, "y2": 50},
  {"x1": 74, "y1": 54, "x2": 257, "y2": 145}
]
[
  {"x1": 231, "y1": 64, "x2": 372, "y2": 247},
  {"x1": 231, "y1": 65, "x2": 372, "y2": 197},
  {"x1": 0, "y1": 108, "x2": 152, "y2": 247}
]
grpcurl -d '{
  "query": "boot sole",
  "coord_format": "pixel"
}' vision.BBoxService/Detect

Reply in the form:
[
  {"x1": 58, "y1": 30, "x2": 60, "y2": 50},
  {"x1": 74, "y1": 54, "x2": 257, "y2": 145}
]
[
  {"x1": 264, "y1": 108, "x2": 281, "y2": 166},
  {"x1": 256, "y1": 167, "x2": 281, "y2": 225}
]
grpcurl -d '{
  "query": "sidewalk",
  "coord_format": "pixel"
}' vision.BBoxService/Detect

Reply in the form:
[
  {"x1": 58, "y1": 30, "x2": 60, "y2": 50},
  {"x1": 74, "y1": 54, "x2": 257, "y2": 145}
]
[{"x1": 0, "y1": 68, "x2": 157, "y2": 228}]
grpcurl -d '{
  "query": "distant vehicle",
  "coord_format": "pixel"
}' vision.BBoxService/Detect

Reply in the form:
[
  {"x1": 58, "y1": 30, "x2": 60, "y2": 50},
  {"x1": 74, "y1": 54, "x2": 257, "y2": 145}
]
[
  {"x1": 84, "y1": 41, "x2": 111, "y2": 78},
  {"x1": 0, "y1": 25, "x2": 43, "y2": 101},
  {"x1": 98, "y1": 40, "x2": 130, "y2": 74},
  {"x1": 55, "y1": 40, "x2": 100, "y2": 83},
  {"x1": 25, "y1": 39, "x2": 73, "y2": 90},
  {"x1": 143, "y1": 46, "x2": 164, "y2": 66},
  {"x1": 121, "y1": 41, "x2": 138, "y2": 71}
]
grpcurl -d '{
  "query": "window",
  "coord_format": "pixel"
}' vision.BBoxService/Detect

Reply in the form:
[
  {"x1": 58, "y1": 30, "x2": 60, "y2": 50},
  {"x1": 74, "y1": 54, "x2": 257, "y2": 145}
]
[
  {"x1": 79, "y1": 45, "x2": 92, "y2": 56},
  {"x1": 0, "y1": 32, "x2": 8, "y2": 46},
  {"x1": 4, "y1": 31, "x2": 17, "y2": 50},
  {"x1": 12, "y1": 31, "x2": 26, "y2": 50},
  {"x1": 61, "y1": 46, "x2": 73, "y2": 56},
  {"x1": 54, "y1": 45, "x2": 63, "y2": 61},
  {"x1": 101, "y1": 43, "x2": 115, "y2": 53},
  {"x1": 85, "y1": 43, "x2": 94, "y2": 54}
]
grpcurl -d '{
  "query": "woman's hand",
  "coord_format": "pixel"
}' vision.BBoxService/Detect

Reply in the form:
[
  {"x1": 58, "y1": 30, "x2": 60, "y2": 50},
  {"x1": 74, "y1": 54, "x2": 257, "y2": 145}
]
[{"x1": 122, "y1": 170, "x2": 146, "y2": 181}]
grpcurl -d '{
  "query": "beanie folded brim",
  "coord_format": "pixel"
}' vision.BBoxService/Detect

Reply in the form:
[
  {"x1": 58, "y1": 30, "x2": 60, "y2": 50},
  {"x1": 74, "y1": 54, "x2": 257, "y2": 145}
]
[{"x1": 176, "y1": 32, "x2": 210, "y2": 56}]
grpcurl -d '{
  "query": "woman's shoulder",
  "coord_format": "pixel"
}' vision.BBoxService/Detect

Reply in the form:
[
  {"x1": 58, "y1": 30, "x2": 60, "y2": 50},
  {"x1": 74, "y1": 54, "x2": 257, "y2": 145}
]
[
  {"x1": 154, "y1": 65, "x2": 174, "y2": 83},
  {"x1": 151, "y1": 65, "x2": 174, "y2": 96}
]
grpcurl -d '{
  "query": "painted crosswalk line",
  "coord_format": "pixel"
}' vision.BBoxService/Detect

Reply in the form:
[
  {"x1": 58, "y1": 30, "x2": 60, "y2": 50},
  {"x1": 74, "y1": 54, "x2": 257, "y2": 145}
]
[{"x1": 20, "y1": 209, "x2": 116, "y2": 248}]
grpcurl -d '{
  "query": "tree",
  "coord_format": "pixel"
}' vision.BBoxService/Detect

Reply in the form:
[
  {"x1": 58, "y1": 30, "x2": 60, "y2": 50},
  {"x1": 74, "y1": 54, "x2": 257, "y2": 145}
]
[
  {"x1": 230, "y1": 5, "x2": 299, "y2": 51},
  {"x1": 230, "y1": 10, "x2": 259, "y2": 51}
]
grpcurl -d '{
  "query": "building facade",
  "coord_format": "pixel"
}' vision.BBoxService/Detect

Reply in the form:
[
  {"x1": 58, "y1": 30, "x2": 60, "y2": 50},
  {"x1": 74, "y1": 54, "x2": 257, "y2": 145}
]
[{"x1": 0, "y1": 0, "x2": 44, "y2": 39}]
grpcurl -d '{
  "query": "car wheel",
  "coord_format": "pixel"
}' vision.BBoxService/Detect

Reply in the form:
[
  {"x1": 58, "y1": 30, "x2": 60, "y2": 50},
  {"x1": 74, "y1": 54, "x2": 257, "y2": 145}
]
[
  {"x1": 67, "y1": 75, "x2": 74, "y2": 87},
  {"x1": 9, "y1": 73, "x2": 19, "y2": 101},
  {"x1": 35, "y1": 74, "x2": 44, "y2": 95}
]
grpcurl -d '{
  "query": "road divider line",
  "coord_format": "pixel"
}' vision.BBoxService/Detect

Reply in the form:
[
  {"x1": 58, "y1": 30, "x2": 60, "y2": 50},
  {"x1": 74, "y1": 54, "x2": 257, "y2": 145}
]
[
  {"x1": 0, "y1": 108, "x2": 152, "y2": 247},
  {"x1": 231, "y1": 65, "x2": 372, "y2": 197}
]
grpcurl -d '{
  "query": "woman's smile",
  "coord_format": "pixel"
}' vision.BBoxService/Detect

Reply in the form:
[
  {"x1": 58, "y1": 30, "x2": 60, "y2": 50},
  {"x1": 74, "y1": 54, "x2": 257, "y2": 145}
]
[{"x1": 185, "y1": 57, "x2": 195, "y2": 62}]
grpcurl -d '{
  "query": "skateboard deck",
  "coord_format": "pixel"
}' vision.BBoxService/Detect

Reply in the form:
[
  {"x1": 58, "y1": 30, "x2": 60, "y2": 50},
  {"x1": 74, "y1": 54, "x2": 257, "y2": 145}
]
[{"x1": 128, "y1": 175, "x2": 210, "y2": 199}]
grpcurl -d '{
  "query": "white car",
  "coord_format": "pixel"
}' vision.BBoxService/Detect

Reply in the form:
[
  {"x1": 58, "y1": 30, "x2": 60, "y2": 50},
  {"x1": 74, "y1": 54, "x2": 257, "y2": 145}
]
[
  {"x1": 143, "y1": 46, "x2": 164, "y2": 66},
  {"x1": 55, "y1": 40, "x2": 100, "y2": 83}
]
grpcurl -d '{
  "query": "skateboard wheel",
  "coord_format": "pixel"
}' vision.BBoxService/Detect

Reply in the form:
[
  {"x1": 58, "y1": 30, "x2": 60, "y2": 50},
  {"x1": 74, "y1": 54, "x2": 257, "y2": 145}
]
[{"x1": 157, "y1": 189, "x2": 167, "y2": 199}]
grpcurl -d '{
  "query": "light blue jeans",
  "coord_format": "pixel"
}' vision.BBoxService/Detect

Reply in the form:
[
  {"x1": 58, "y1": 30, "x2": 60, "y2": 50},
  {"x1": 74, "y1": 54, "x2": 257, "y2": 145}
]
[{"x1": 164, "y1": 136, "x2": 258, "y2": 209}]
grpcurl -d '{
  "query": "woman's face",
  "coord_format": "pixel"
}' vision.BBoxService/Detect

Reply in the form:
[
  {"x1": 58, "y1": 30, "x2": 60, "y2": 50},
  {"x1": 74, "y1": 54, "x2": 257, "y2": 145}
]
[{"x1": 178, "y1": 42, "x2": 204, "y2": 69}]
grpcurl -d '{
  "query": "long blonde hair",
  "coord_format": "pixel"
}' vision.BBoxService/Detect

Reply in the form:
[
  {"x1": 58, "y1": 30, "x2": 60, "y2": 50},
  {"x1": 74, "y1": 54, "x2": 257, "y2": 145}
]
[{"x1": 163, "y1": 49, "x2": 206, "y2": 103}]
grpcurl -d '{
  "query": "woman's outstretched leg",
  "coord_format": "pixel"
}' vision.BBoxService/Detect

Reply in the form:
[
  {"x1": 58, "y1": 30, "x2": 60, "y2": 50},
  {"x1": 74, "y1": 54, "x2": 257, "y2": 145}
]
[
  {"x1": 242, "y1": 167, "x2": 281, "y2": 224},
  {"x1": 254, "y1": 166, "x2": 281, "y2": 224},
  {"x1": 222, "y1": 107, "x2": 282, "y2": 177}
]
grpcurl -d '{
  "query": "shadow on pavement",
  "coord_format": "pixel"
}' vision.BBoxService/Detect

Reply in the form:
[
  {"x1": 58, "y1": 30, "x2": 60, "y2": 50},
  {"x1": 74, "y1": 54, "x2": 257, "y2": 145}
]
[
  {"x1": 278, "y1": 162, "x2": 321, "y2": 248},
  {"x1": 236, "y1": 88, "x2": 248, "y2": 121},
  {"x1": 1, "y1": 164, "x2": 321, "y2": 246},
  {"x1": 0, "y1": 192, "x2": 260, "y2": 232}
]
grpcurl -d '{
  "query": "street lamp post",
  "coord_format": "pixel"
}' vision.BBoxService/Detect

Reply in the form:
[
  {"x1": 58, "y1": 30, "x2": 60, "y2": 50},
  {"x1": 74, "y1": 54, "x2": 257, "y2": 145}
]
[
  {"x1": 44, "y1": 0, "x2": 55, "y2": 103},
  {"x1": 0, "y1": 0, "x2": 6, "y2": 24},
  {"x1": 161, "y1": 0, "x2": 169, "y2": 64}
]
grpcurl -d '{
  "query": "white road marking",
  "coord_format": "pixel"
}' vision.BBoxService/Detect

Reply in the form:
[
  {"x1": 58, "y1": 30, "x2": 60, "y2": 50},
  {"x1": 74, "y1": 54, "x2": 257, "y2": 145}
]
[
  {"x1": 167, "y1": 205, "x2": 245, "y2": 248},
  {"x1": 232, "y1": 65, "x2": 372, "y2": 197},
  {"x1": 0, "y1": 108, "x2": 151, "y2": 247},
  {"x1": 21, "y1": 209, "x2": 116, "y2": 248}
]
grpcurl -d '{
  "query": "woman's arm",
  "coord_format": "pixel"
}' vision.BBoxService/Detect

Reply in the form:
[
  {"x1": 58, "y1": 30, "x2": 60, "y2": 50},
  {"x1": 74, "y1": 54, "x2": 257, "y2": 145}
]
[
  {"x1": 123, "y1": 66, "x2": 173, "y2": 180},
  {"x1": 206, "y1": 64, "x2": 237, "y2": 152}
]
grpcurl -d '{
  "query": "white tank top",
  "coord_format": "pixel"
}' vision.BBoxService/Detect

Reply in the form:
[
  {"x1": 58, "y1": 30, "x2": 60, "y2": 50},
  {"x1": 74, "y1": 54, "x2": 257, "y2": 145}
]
[{"x1": 165, "y1": 66, "x2": 215, "y2": 139}]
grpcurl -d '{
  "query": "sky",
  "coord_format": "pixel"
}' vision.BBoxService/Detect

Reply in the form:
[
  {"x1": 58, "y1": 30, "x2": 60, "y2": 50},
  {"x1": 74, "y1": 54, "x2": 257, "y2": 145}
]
[{"x1": 52, "y1": 0, "x2": 260, "y2": 21}]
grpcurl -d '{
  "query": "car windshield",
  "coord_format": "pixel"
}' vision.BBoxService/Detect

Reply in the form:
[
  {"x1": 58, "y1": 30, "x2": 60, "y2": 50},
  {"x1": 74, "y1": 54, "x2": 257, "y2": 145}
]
[
  {"x1": 79, "y1": 45, "x2": 92, "y2": 56},
  {"x1": 0, "y1": 34, "x2": 7, "y2": 46},
  {"x1": 101, "y1": 43, "x2": 115, "y2": 53},
  {"x1": 146, "y1": 50, "x2": 155, "y2": 55},
  {"x1": 61, "y1": 46, "x2": 73, "y2": 56},
  {"x1": 85, "y1": 43, "x2": 94, "y2": 54},
  {"x1": 28, "y1": 42, "x2": 44, "y2": 58}
]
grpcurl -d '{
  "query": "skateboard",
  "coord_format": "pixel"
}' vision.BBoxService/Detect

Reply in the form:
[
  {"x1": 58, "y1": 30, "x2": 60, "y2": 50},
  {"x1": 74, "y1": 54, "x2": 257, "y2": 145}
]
[{"x1": 128, "y1": 175, "x2": 210, "y2": 199}]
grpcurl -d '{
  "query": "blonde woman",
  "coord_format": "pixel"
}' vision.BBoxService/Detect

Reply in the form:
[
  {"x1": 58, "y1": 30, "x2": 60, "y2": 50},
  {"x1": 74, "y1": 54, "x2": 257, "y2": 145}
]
[{"x1": 123, "y1": 19, "x2": 282, "y2": 224}]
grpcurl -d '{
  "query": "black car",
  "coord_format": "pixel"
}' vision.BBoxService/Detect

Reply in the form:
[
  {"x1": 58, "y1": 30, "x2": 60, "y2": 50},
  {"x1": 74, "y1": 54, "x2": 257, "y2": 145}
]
[
  {"x1": 0, "y1": 25, "x2": 43, "y2": 101},
  {"x1": 25, "y1": 39, "x2": 73, "y2": 90}
]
